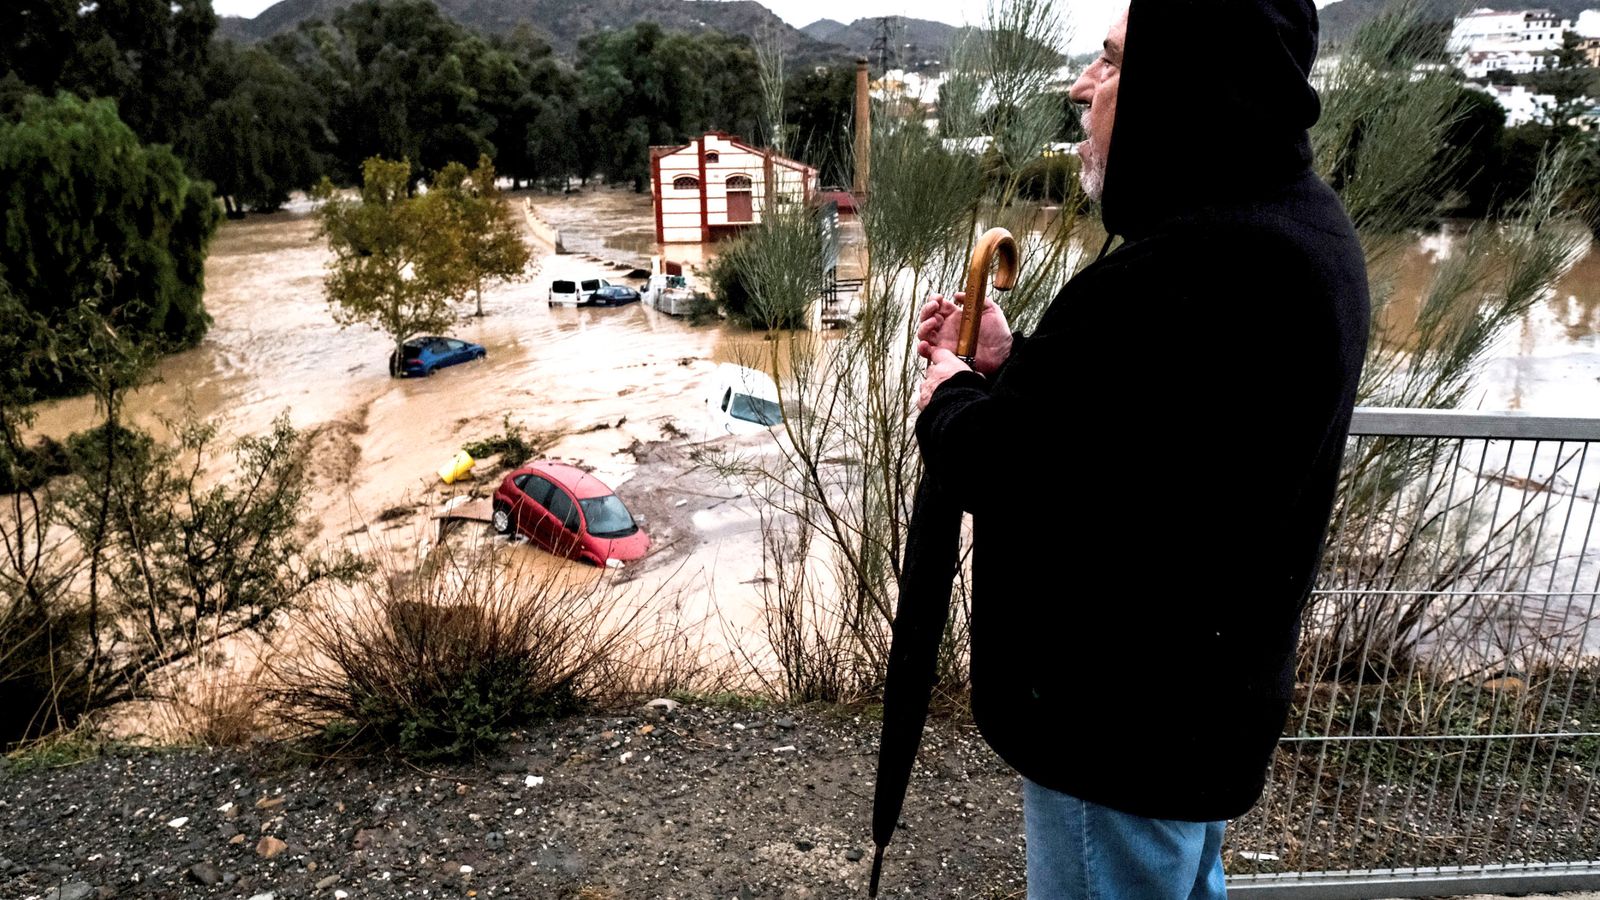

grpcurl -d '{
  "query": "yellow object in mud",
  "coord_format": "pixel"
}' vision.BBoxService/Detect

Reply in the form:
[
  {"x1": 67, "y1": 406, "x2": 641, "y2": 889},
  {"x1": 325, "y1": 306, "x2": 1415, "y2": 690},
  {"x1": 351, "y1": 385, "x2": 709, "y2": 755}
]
[{"x1": 438, "y1": 450, "x2": 475, "y2": 484}]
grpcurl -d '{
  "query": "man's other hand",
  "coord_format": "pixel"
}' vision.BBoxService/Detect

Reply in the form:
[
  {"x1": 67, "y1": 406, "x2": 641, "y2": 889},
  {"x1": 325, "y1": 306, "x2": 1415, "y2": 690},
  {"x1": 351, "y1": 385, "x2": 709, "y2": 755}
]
[
  {"x1": 915, "y1": 292, "x2": 1013, "y2": 376},
  {"x1": 918, "y1": 348, "x2": 973, "y2": 410}
]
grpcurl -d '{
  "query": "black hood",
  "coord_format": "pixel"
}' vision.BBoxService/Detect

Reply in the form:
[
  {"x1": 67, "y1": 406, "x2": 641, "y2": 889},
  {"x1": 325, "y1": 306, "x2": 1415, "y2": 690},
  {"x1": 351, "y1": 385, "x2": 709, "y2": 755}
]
[{"x1": 1101, "y1": 0, "x2": 1322, "y2": 238}]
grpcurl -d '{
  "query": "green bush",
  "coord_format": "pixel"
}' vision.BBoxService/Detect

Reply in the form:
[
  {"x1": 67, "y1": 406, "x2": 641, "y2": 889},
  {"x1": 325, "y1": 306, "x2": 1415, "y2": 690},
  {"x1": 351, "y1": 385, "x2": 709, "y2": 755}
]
[
  {"x1": 287, "y1": 549, "x2": 652, "y2": 760},
  {"x1": 0, "y1": 437, "x2": 70, "y2": 494},
  {"x1": 461, "y1": 415, "x2": 549, "y2": 469}
]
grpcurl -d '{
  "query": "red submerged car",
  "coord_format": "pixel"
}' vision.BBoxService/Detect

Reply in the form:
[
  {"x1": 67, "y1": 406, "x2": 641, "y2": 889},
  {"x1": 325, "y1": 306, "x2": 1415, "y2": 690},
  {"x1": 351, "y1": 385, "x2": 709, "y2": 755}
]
[{"x1": 491, "y1": 461, "x2": 650, "y2": 565}]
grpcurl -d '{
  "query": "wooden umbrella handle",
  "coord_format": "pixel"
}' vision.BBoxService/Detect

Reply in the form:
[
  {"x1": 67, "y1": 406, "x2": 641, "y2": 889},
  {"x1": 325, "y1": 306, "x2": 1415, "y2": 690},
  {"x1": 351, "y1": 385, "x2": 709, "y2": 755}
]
[{"x1": 955, "y1": 228, "x2": 1019, "y2": 365}]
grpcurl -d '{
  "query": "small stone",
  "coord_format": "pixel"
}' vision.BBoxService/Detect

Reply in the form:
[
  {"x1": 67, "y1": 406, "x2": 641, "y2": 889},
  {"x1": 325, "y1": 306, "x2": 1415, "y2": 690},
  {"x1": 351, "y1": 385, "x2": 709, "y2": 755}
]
[
  {"x1": 844, "y1": 847, "x2": 865, "y2": 862},
  {"x1": 643, "y1": 697, "x2": 679, "y2": 720},
  {"x1": 484, "y1": 832, "x2": 505, "y2": 850},
  {"x1": 455, "y1": 783, "x2": 469, "y2": 796},
  {"x1": 305, "y1": 860, "x2": 318, "y2": 872},
  {"x1": 222, "y1": 871, "x2": 239, "y2": 885},
  {"x1": 166, "y1": 816, "x2": 189, "y2": 828},
  {"x1": 459, "y1": 864, "x2": 474, "y2": 874},
  {"x1": 315, "y1": 875, "x2": 339, "y2": 889},
  {"x1": 524, "y1": 775, "x2": 544, "y2": 788},
  {"x1": 245, "y1": 893, "x2": 275, "y2": 900},
  {"x1": 255, "y1": 797, "x2": 285, "y2": 811},
  {"x1": 335, "y1": 892, "x2": 349, "y2": 900},
  {"x1": 45, "y1": 884, "x2": 94, "y2": 900},
  {"x1": 255, "y1": 836, "x2": 288, "y2": 859},
  {"x1": 794, "y1": 840, "x2": 815, "y2": 852},
  {"x1": 228, "y1": 834, "x2": 246, "y2": 845},
  {"x1": 774, "y1": 717, "x2": 797, "y2": 730},
  {"x1": 189, "y1": 862, "x2": 224, "y2": 886}
]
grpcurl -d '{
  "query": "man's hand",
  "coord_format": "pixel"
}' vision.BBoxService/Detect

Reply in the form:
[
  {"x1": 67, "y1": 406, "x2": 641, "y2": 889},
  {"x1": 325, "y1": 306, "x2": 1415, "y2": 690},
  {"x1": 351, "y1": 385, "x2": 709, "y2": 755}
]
[
  {"x1": 918, "y1": 348, "x2": 972, "y2": 410},
  {"x1": 915, "y1": 292, "x2": 1013, "y2": 376}
]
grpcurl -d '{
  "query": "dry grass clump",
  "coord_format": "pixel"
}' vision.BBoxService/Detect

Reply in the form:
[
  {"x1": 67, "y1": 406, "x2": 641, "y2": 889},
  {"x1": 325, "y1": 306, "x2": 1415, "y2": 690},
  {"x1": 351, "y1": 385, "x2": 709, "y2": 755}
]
[
  {"x1": 280, "y1": 545, "x2": 709, "y2": 759},
  {"x1": 163, "y1": 657, "x2": 275, "y2": 747}
]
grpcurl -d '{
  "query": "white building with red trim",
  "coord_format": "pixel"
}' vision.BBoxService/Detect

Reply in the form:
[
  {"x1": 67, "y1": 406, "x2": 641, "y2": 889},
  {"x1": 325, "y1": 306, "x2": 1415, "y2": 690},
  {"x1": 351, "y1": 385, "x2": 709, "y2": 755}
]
[{"x1": 650, "y1": 132, "x2": 818, "y2": 244}]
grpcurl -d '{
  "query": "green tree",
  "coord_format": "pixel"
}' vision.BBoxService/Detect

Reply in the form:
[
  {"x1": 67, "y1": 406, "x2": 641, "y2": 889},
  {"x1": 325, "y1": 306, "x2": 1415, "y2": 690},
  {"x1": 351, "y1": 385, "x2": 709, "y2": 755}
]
[
  {"x1": 431, "y1": 156, "x2": 532, "y2": 317},
  {"x1": 783, "y1": 65, "x2": 856, "y2": 184},
  {"x1": 185, "y1": 42, "x2": 329, "y2": 215},
  {"x1": 267, "y1": 1, "x2": 494, "y2": 181},
  {"x1": 0, "y1": 0, "x2": 216, "y2": 149},
  {"x1": 575, "y1": 24, "x2": 762, "y2": 189},
  {"x1": 315, "y1": 157, "x2": 461, "y2": 374},
  {"x1": 0, "y1": 94, "x2": 219, "y2": 391}
]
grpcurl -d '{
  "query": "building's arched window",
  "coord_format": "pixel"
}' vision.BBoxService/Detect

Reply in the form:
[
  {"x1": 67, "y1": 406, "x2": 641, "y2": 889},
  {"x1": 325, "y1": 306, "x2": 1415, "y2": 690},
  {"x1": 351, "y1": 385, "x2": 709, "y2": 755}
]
[
  {"x1": 672, "y1": 175, "x2": 700, "y2": 190},
  {"x1": 705, "y1": 151, "x2": 720, "y2": 163},
  {"x1": 726, "y1": 175, "x2": 752, "y2": 189}
]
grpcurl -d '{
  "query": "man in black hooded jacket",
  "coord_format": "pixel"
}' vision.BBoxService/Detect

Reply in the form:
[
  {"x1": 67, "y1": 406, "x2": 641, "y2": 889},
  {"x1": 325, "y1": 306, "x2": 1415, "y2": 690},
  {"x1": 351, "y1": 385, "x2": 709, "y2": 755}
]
[{"x1": 914, "y1": 1, "x2": 1370, "y2": 896}]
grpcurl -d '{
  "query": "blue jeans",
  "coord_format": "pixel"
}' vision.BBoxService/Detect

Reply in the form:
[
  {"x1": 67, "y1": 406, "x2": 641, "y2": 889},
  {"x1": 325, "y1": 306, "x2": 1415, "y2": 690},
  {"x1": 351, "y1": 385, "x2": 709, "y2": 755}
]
[{"x1": 1023, "y1": 778, "x2": 1227, "y2": 900}]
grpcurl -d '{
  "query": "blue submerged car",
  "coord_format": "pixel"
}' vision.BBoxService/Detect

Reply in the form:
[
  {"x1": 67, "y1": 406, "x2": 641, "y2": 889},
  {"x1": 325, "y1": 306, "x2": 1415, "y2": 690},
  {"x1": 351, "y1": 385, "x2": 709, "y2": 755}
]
[
  {"x1": 390, "y1": 336, "x2": 487, "y2": 377},
  {"x1": 586, "y1": 285, "x2": 641, "y2": 307}
]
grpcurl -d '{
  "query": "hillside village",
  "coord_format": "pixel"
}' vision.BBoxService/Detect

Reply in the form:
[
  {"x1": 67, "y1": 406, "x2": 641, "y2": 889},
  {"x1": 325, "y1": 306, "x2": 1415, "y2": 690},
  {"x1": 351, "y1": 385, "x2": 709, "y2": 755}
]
[{"x1": 1447, "y1": 7, "x2": 1600, "y2": 125}]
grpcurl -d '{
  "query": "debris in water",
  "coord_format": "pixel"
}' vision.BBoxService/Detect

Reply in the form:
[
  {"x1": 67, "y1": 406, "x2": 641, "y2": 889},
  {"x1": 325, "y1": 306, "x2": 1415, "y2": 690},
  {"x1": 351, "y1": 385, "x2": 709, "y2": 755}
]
[{"x1": 438, "y1": 450, "x2": 475, "y2": 484}]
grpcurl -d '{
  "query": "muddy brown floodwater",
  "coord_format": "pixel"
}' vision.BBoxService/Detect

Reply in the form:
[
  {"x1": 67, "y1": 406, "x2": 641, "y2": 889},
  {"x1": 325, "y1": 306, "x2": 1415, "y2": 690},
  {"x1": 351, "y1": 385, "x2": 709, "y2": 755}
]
[
  {"x1": 23, "y1": 195, "x2": 1600, "y2": 723},
  {"x1": 25, "y1": 190, "x2": 792, "y2": 691}
]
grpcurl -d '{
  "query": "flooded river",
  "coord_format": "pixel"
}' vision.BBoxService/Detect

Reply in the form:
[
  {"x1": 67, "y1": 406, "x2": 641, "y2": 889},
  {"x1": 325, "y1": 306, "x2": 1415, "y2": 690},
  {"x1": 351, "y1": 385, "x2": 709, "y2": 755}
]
[{"x1": 22, "y1": 192, "x2": 1600, "y2": 695}]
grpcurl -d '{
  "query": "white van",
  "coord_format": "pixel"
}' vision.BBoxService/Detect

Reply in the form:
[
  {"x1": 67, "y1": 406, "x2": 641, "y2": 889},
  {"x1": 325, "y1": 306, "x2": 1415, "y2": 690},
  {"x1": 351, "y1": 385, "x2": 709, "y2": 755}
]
[
  {"x1": 548, "y1": 279, "x2": 580, "y2": 305},
  {"x1": 548, "y1": 278, "x2": 613, "y2": 306},
  {"x1": 704, "y1": 364, "x2": 783, "y2": 436}
]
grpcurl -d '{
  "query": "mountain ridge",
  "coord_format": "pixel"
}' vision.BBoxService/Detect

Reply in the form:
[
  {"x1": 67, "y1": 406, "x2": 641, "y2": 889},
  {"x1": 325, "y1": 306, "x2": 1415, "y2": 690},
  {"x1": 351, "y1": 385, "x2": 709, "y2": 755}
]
[{"x1": 217, "y1": 0, "x2": 851, "y2": 63}]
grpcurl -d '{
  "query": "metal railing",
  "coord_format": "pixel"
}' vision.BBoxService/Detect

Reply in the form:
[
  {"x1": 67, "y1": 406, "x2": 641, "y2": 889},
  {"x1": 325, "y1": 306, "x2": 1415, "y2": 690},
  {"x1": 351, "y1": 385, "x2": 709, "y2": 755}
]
[{"x1": 1226, "y1": 407, "x2": 1600, "y2": 898}]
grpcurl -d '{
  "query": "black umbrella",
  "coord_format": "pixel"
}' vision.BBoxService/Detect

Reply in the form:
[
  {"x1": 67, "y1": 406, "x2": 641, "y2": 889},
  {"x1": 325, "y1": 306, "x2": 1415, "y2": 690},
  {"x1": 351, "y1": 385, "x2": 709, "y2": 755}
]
[{"x1": 870, "y1": 228, "x2": 1018, "y2": 897}]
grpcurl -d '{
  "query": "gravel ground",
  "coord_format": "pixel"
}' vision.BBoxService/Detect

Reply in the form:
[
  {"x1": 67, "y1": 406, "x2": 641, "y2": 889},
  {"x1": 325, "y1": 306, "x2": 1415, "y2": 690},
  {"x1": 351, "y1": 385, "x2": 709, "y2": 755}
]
[{"x1": 0, "y1": 703, "x2": 1027, "y2": 900}]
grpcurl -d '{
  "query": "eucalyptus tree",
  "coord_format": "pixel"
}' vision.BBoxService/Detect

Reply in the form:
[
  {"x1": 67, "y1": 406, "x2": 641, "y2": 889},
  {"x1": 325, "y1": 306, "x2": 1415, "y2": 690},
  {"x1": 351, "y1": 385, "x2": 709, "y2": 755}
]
[{"x1": 0, "y1": 94, "x2": 219, "y2": 388}]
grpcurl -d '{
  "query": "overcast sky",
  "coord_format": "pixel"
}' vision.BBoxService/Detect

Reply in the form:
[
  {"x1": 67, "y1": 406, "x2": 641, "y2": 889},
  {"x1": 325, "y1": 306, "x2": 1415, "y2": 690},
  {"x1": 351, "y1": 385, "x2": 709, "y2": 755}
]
[{"x1": 208, "y1": 0, "x2": 1338, "y2": 54}]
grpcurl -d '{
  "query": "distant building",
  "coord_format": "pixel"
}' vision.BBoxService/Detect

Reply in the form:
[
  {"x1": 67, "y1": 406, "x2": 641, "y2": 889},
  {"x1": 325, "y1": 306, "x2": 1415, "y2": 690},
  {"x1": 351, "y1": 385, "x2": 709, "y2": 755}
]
[
  {"x1": 1469, "y1": 82, "x2": 1559, "y2": 125},
  {"x1": 1459, "y1": 48, "x2": 1551, "y2": 77},
  {"x1": 649, "y1": 133, "x2": 817, "y2": 244},
  {"x1": 1580, "y1": 36, "x2": 1600, "y2": 66},
  {"x1": 1449, "y1": 8, "x2": 1571, "y2": 53},
  {"x1": 1450, "y1": 8, "x2": 1573, "y2": 75}
]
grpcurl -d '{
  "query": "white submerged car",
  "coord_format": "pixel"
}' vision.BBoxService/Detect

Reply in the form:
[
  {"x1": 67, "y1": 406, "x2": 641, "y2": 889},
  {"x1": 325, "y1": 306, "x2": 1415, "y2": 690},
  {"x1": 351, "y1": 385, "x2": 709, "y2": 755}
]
[{"x1": 704, "y1": 363, "x2": 784, "y2": 436}]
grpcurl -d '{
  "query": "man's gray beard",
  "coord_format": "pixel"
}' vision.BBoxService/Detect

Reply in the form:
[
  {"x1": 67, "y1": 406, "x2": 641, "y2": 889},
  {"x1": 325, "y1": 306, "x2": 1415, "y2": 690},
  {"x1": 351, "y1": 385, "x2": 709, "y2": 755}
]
[{"x1": 1080, "y1": 151, "x2": 1105, "y2": 201}]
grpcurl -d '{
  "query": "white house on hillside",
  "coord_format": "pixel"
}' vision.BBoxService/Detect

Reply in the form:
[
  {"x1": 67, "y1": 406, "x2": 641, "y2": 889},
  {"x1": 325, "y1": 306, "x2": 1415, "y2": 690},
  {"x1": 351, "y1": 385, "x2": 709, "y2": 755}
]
[
  {"x1": 1460, "y1": 48, "x2": 1550, "y2": 77},
  {"x1": 1469, "y1": 81, "x2": 1559, "y2": 125},
  {"x1": 1449, "y1": 8, "x2": 1571, "y2": 52},
  {"x1": 1450, "y1": 8, "x2": 1574, "y2": 75},
  {"x1": 650, "y1": 133, "x2": 817, "y2": 244}
]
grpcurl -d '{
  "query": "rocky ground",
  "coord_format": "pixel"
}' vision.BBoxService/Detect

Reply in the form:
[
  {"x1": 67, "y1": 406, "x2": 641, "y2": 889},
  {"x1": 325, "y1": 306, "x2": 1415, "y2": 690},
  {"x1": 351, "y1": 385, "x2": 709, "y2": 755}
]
[{"x1": 0, "y1": 702, "x2": 1027, "y2": 900}]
